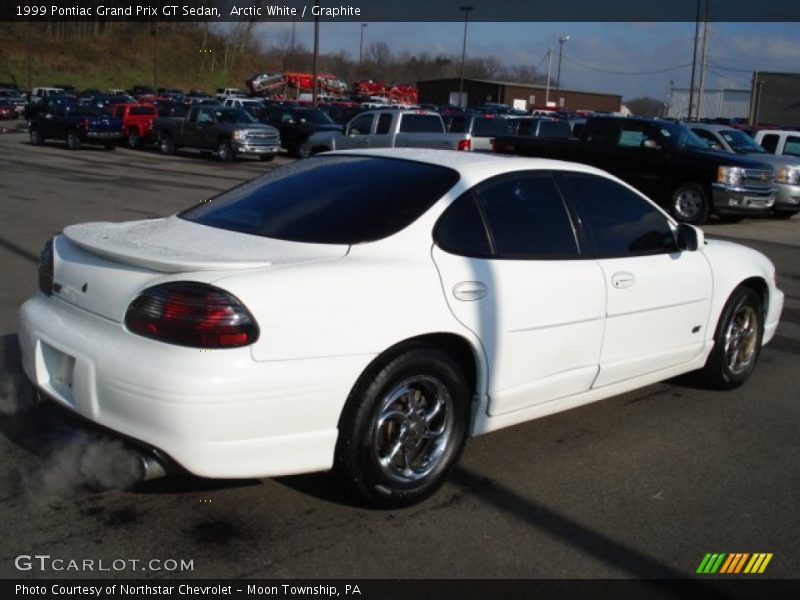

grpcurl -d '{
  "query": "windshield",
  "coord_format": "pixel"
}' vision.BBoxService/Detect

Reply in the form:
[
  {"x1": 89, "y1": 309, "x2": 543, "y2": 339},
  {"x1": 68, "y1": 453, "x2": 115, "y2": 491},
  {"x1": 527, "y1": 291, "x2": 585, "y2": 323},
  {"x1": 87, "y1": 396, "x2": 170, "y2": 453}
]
[
  {"x1": 215, "y1": 108, "x2": 256, "y2": 124},
  {"x1": 295, "y1": 108, "x2": 336, "y2": 125},
  {"x1": 179, "y1": 156, "x2": 460, "y2": 244},
  {"x1": 719, "y1": 129, "x2": 765, "y2": 154}
]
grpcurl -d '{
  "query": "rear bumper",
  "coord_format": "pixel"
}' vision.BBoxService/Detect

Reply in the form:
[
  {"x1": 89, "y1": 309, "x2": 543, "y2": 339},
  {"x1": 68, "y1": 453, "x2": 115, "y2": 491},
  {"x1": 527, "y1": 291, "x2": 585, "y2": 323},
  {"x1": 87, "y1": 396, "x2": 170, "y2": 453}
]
[
  {"x1": 84, "y1": 131, "x2": 123, "y2": 141},
  {"x1": 17, "y1": 294, "x2": 370, "y2": 479},
  {"x1": 711, "y1": 184, "x2": 775, "y2": 216}
]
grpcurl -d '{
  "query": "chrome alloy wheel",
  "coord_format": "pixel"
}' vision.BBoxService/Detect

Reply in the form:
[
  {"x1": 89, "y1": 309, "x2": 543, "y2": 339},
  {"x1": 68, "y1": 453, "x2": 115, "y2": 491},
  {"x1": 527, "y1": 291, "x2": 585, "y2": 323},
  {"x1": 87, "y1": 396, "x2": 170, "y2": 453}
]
[
  {"x1": 673, "y1": 188, "x2": 703, "y2": 221},
  {"x1": 372, "y1": 375, "x2": 454, "y2": 483},
  {"x1": 723, "y1": 302, "x2": 759, "y2": 376}
]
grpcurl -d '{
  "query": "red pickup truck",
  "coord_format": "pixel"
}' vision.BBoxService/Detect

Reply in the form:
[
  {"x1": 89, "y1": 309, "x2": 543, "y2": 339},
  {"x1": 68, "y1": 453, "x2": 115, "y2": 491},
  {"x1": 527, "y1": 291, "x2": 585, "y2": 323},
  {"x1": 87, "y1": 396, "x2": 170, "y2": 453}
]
[{"x1": 107, "y1": 102, "x2": 158, "y2": 148}]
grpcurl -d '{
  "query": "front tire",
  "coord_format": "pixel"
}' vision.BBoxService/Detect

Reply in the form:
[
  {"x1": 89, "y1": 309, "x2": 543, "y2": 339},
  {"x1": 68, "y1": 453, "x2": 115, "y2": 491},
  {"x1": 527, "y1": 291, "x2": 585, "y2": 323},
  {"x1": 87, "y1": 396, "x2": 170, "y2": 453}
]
[
  {"x1": 772, "y1": 210, "x2": 796, "y2": 220},
  {"x1": 333, "y1": 347, "x2": 470, "y2": 508},
  {"x1": 671, "y1": 182, "x2": 710, "y2": 225},
  {"x1": 29, "y1": 127, "x2": 43, "y2": 146},
  {"x1": 127, "y1": 128, "x2": 141, "y2": 149},
  {"x1": 700, "y1": 286, "x2": 764, "y2": 390},
  {"x1": 158, "y1": 133, "x2": 175, "y2": 155},
  {"x1": 259, "y1": 154, "x2": 275, "y2": 162},
  {"x1": 217, "y1": 139, "x2": 235, "y2": 162}
]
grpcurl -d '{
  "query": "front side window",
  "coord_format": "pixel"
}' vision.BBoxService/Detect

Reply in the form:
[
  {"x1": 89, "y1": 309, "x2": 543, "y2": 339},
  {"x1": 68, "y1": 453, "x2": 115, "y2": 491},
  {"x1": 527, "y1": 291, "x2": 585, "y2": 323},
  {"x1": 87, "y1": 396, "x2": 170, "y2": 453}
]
[
  {"x1": 375, "y1": 113, "x2": 392, "y2": 134},
  {"x1": 347, "y1": 114, "x2": 374, "y2": 135},
  {"x1": 564, "y1": 173, "x2": 677, "y2": 258}
]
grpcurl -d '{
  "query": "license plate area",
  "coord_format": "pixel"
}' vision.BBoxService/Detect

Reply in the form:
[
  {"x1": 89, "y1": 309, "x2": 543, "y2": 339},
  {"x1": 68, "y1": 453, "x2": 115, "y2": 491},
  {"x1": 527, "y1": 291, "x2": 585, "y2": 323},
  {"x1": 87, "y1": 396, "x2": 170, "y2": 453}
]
[
  {"x1": 40, "y1": 342, "x2": 76, "y2": 403},
  {"x1": 743, "y1": 196, "x2": 767, "y2": 208}
]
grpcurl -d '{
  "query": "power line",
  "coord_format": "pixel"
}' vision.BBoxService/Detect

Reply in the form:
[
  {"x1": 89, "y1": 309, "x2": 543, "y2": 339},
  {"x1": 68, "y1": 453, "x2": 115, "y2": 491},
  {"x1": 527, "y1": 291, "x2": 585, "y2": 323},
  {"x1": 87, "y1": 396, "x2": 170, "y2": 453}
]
[
  {"x1": 706, "y1": 61, "x2": 753, "y2": 74},
  {"x1": 562, "y1": 55, "x2": 691, "y2": 76}
]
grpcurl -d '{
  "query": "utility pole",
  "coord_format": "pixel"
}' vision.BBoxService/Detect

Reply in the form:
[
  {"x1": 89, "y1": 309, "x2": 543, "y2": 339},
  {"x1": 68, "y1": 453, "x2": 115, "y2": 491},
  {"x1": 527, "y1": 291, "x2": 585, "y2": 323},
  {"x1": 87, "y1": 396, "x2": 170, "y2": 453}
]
[
  {"x1": 556, "y1": 35, "x2": 569, "y2": 90},
  {"x1": 545, "y1": 48, "x2": 552, "y2": 106},
  {"x1": 458, "y1": 5, "x2": 474, "y2": 108},
  {"x1": 687, "y1": 0, "x2": 702, "y2": 120},
  {"x1": 696, "y1": 1, "x2": 710, "y2": 120},
  {"x1": 152, "y1": 22, "x2": 158, "y2": 96},
  {"x1": 312, "y1": 0, "x2": 319, "y2": 107}
]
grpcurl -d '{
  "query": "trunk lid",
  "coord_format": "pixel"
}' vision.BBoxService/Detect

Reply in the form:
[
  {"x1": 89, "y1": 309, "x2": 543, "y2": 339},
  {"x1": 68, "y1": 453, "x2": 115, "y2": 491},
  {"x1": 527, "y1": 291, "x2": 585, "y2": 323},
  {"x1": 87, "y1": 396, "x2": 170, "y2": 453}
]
[{"x1": 54, "y1": 216, "x2": 349, "y2": 322}]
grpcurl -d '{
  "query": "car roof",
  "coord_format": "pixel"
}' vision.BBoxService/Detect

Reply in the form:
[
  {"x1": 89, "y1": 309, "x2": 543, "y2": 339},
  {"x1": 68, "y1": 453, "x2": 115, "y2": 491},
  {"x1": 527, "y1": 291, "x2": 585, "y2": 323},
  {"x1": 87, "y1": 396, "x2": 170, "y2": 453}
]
[{"x1": 330, "y1": 148, "x2": 611, "y2": 179}]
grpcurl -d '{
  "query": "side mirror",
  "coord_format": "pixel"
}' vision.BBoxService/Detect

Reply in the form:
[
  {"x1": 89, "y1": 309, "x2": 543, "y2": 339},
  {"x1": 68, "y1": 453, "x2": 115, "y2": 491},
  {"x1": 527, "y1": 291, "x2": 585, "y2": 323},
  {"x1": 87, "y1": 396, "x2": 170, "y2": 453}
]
[
  {"x1": 676, "y1": 223, "x2": 703, "y2": 251},
  {"x1": 643, "y1": 139, "x2": 661, "y2": 150}
]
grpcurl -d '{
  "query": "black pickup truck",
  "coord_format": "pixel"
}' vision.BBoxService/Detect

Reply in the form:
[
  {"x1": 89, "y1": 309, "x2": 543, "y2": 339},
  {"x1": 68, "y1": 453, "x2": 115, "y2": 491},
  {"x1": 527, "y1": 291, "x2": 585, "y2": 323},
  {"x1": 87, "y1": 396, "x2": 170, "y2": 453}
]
[
  {"x1": 29, "y1": 103, "x2": 123, "y2": 150},
  {"x1": 493, "y1": 116, "x2": 777, "y2": 224},
  {"x1": 153, "y1": 105, "x2": 281, "y2": 162}
]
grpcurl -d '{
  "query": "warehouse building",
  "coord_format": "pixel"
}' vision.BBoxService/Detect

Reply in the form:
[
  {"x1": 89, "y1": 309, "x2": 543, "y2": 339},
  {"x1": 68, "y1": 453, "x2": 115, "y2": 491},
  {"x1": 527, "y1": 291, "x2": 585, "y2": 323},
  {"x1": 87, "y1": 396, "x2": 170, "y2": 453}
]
[
  {"x1": 417, "y1": 78, "x2": 622, "y2": 112},
  {"x1": 665, "y1": 88, "x2": 751, "y2": 121},
  {"x1": 749, "y1": 72, "x2": 800, "y2": 127}
]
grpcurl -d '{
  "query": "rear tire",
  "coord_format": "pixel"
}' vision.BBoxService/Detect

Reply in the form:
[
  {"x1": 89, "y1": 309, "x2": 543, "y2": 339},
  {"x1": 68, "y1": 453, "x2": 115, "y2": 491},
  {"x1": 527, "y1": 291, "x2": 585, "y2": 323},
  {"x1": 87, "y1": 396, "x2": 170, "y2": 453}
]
[
  {"x1": 700, "y1": 286, "x2": 764, "y2": 390},
  {"x1": 65, "y1": 130, "x2": 81, "y2": 150},
  {"x1": 127, "y1": 128, "x2": 141, "y2": 149},
  {"x1": 671, "y1": 182, "x2": 710, "y2": 225},
  {"x1": 158, "y1": 133, "x2": 175, "y2": 155},
  {"x1": 333, "y1": 347, "x2": 470, "y2": 508}
]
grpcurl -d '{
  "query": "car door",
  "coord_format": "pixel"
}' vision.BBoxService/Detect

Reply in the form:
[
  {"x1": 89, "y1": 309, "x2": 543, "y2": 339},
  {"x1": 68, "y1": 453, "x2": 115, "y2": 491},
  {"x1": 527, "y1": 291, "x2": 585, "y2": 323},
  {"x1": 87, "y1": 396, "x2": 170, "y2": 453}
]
[
  {"x1": 339, "y1": 113, "x2": 374, "y2": 149},
  {"x1": 195, "y1": 107, "x2": 217, "y2": 148},
  {"x1": 613, "y1": 121, "x2": 671, "y2": 201},
  {"x1": 560, "y1": 172, "x2": 712, "y2": 388},
  {"x1": 369, "y1": 113, "x2": 394, "y2": 148},
  {"x1": 431, "y1": 171, "x2": 606, "y2": 416}
]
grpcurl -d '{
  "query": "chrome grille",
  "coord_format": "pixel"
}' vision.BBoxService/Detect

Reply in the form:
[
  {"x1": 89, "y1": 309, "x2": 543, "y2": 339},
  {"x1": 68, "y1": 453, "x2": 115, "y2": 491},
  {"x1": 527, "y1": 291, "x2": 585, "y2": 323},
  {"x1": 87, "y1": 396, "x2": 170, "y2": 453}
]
[{"x1": 742, "y1": 168, "x2": 774, "y2": 190}]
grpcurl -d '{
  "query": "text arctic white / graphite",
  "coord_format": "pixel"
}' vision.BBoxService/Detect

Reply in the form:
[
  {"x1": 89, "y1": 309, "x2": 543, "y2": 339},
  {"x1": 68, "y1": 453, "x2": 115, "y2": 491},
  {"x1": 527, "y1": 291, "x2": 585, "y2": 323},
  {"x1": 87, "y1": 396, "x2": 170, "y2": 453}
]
[{"x1": 230, "y1": 5, "x2": 362, "y2": 17}]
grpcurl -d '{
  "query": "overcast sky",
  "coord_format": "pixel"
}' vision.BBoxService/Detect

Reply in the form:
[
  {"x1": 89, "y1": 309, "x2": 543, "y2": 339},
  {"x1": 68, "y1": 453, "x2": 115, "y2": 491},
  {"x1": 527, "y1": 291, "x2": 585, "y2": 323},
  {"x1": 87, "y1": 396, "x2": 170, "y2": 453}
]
[{"x1": 254, "y1": 21, "x2": 799, "y2": 101}]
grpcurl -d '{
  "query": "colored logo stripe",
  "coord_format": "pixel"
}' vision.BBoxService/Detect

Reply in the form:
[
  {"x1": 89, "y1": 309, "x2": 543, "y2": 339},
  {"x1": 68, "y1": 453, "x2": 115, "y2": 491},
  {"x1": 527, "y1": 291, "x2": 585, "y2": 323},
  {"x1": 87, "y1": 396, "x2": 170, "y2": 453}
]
[{"x1": 697, "y1": 552, "x2": 773, "y2": 574}]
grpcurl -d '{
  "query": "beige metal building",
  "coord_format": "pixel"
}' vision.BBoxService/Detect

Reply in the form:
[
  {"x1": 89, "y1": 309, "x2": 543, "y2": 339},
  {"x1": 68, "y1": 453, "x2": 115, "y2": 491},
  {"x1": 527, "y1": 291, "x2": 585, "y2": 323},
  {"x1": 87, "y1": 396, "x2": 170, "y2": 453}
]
[{"x1": 417, "y1": 78, "x2": 622, "y2": 112}]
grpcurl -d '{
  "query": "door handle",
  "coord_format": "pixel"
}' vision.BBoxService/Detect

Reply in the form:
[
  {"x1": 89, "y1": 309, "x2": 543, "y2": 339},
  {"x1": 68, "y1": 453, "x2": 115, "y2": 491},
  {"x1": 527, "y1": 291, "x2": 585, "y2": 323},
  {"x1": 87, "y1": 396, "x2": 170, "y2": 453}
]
[
  {"x1": 453, "y1": 281, "x2": 488, "y2": 301},
  {"x1": 610, "y1": 272, "x2": 636, "y2": 289}
]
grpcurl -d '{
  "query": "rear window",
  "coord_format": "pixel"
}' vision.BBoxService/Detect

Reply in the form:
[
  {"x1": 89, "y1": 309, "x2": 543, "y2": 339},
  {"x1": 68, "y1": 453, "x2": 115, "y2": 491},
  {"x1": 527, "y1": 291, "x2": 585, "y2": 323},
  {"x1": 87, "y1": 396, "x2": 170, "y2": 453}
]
[
  {"x1": 130, "y1": 106, "x2": 156, "y2": 116},
  {"x1": 399, "y1": 114, "x2": 444, "y2": 133},
  {"x1": 179, "y1": 156, "x2": 460, "y2": 244},
  {"x1": 538, "y1": 120, "x2": 571, "y2": 139},
  {"x1": 472, "y1": 118, "x2": 511, "y2": 137}
]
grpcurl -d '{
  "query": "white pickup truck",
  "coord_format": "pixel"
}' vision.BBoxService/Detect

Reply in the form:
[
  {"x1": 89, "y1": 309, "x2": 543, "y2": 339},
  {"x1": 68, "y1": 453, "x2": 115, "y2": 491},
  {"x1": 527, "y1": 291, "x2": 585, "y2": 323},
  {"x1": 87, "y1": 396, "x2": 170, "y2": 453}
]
[
  {"x1": 300, "y1": 110, "x2": 473, "y2": 156},
  {"x1": 755, "y1": 130, "x2": 800, "y2": 159}
]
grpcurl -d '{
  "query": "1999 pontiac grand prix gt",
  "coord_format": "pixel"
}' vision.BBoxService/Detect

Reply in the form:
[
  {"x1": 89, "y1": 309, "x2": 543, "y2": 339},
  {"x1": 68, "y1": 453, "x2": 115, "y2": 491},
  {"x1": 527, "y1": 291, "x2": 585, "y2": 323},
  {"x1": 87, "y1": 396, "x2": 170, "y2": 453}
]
[{"x1": 18, "y1": 149, "x2": 784, "y2": 507}]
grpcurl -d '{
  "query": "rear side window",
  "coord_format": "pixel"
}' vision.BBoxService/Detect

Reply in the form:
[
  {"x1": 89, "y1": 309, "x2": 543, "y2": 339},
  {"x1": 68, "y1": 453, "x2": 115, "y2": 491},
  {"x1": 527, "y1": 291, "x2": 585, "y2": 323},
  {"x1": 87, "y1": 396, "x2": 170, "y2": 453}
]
[
  {"x1": 759, "y1": 134, "x2": 778, "y2": 153},
  {"x1": 375, "y1": 113, "x2": 392, "y2": 134},
  {"x1": 539, "y1": 120, "x2": 571, "y2": 139},
  {"x1": 180, "y1": 156, "x2": 460, "y2": 244},
  {"x1": 435, "y1": 195, "x2": 492, "y2": 258},
  {"x1": 399, "y1": 114, "x2": 444, "y2": 133},
  {"x1": 564, "y1": 173, "x2": 677, "y2": 257},
  {"x1": 476, "y1": 173, "x2": 579, "y2": 259}
]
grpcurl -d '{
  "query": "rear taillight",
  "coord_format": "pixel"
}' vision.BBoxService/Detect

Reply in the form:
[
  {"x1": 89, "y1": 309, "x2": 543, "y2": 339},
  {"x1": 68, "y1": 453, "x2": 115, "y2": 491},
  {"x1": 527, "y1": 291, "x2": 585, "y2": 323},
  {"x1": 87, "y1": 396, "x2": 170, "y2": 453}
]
[
  {"x1": 125, "y1": 282, "x2": 259, "y2": 349},
  {"x1": 457, "y1": 138, "x2": 472, "y2": 151},
  {"x1": 80, "y1": 118, "x2": 90, "y2": 129},
  {"x1": 38, "y1": 237, "x2": 54, "y2": 295}
]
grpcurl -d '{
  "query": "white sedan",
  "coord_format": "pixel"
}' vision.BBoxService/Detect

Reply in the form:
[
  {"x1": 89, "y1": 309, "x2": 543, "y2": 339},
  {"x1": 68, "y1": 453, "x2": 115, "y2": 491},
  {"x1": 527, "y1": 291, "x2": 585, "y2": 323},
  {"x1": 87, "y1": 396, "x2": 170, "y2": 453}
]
[{"x1": 18, "y1": 149, "x2": 784, "y2": 507}]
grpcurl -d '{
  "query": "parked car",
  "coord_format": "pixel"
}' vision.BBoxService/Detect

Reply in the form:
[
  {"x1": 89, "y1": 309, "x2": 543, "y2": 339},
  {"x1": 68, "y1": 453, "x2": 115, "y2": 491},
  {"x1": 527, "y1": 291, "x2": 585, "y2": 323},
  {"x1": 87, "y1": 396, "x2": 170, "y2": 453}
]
[
  {"x1": 755, "y1": 129, "x2": 800, "y2": 159},
  {"x1": 222, "y1": 97, "x2": 266, "y2": 117},
  {"x1": 29, "y1": 103, "x2": 123, "y2": 150},
  {"x1": 505, "y1": 116, "x2": 573, "y2": 140},
  {"x1": 153, "y1": 105, "x2": 281, "y2": 161},
  {"x1": 215, "y1": 87, "x2": 246, "y2": 101},
  {"x1": 260, "y1": 106, "x2": 343, "y2": 156},
  {"x1": 316, "y1": 102, "x2": 363, "y2": 126},
  {"x1": 689, "y1": 123, "x2": 800, "y2": 218},
  {"x1": 444, "y1": 114, "x2": 511, "y2": 151},
  {"x1": 492, "y1": 116, "x2": 778, "y2": 224},
  {"x1": 17, "y1": 149, "x2": 783, "y2": 507},
  {"x1": 0, "y1": 88, "x2": 27, "y2": 117},
  {"x1": 107, "y1": 102, "x2": 159, "y2": 149},
  {"x1": 0, "y1": 101, "x2": 16, "y2": 120},
  {"x1": 301, "y1": 110, "x2": 472, "y2": 156}
]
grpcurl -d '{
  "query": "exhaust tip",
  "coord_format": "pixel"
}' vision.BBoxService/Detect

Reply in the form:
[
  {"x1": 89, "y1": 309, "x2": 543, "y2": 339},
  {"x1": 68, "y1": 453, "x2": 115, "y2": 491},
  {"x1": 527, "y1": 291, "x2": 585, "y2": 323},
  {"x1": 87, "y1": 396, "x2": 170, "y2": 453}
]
[{"x1": 137, "y1": 452, "x2": 167, "y2": 481}]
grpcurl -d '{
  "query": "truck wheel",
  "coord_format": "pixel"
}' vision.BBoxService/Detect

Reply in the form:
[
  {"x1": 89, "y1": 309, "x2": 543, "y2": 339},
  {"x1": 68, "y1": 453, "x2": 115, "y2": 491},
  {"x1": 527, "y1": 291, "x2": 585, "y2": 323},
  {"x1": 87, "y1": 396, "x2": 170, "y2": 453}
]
[
  {"x1": 772, "y1": 210, "x2": 796, "y2": 220},
  {"x1": 700, "y1": 286, "x2": 763, "y2": 390},
  {"x1": 65, "y1": 130, "x2": 81, "y2": 150},
  {"x1": 217, "y1": 140, "x2": 235, "y2": 162},
  {"x1": 103, "y1": 143, "x2": 116, "y2": 150},
  {"x1": 332, "y1": 347, "x2": 470, "y2": 508},
  {"x1": 670, "y1": 183, "x2": 710, "y2": 225},
  {"x1": 29, "y1": 127, "x2": 43, "y2": 146},
  {"x1": 127, "y1": 129, "x2": 141, "y2": 149},
  {"x1": 159, "y1": 133, "x2": 175, "y2": 155}
]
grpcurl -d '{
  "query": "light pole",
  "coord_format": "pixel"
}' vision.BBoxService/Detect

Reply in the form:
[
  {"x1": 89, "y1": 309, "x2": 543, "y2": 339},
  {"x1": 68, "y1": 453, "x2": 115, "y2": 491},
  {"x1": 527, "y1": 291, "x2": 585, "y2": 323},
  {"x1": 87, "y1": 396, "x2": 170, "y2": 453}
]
[
  {"x1": 312, "y1": 0, "x2": 320, "y2": 107},
  {"x1": 458, "y1": 5, "x2": 474, "y2": 108},
  {"x1": 545, "y1": 48, "x2": 553, "y2": 106},
  {"x1": 358, "y1": 23, "x2": 368, "y2": 75},
  {"x1": 556, "y1": 35, "x2": 569, "y2": 90}
]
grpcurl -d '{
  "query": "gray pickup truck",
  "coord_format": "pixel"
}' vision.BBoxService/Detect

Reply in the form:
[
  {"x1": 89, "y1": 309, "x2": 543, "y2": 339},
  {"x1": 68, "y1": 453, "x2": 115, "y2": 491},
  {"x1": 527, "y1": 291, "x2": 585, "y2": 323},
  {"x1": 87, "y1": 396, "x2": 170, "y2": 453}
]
[
  {"x1": 154, "y1": 105, "x2": 281, "y2": 161},
  {"x1": 300, "y1": 110, "x2": 472, "y2": 156}
]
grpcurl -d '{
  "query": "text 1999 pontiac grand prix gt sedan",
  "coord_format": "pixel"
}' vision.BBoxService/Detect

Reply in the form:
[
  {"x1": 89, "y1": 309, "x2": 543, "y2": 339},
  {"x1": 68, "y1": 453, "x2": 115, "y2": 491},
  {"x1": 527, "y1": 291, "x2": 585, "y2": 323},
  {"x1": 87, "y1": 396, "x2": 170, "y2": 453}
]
[{"x1": 18, "y1": 149, "x2": 784, "y2": 507}]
